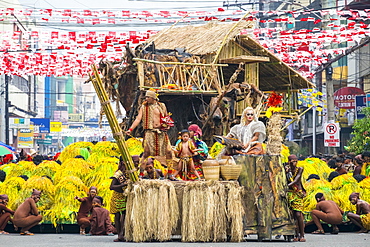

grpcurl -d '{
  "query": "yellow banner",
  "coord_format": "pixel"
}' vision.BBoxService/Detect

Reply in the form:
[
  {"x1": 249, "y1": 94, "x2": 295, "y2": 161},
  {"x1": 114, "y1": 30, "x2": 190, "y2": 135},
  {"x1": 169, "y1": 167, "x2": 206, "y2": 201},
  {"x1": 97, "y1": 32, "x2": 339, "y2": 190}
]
[{"x1": 50, "y1": 122, "x2": 62, "y2": 132}]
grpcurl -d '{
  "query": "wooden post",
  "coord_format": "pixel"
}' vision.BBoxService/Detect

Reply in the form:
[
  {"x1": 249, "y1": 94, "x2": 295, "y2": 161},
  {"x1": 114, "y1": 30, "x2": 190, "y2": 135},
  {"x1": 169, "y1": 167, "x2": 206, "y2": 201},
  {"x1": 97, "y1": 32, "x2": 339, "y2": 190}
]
[
  {"x1": 91, "y1": 64, "x2": 139, "y2": 182},
  {"x1": 137, "y1": 61, "x2": 145, "y2": 89}
]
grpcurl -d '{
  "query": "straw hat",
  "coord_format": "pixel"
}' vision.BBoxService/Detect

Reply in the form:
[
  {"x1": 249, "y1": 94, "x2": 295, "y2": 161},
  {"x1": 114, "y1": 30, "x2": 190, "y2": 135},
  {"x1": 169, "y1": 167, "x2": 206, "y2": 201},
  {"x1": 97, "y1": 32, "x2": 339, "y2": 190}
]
[
  {"x1": 145, "y1": 90, "x2": 158, "y2": 100},
  {"x1": 29, "y1": 149, "x2": 38, "y2": 156}
]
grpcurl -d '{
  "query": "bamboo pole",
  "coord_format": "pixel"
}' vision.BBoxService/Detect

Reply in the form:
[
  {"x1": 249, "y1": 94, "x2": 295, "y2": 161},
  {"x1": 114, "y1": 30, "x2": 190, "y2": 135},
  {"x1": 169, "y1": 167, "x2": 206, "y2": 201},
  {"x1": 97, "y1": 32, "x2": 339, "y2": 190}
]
[
  {"x1": 212, "y1": 11, "x2": 251, "y2": 64},
  {"x1": 133, "y1": 58, "x2": 228, "y2": 67},
  {"x1": 280, "y1": 105, "x2": 314, "y2": 131},
  {"x1": 90, "y1": 64, "x2": 139, "y2": 182}
]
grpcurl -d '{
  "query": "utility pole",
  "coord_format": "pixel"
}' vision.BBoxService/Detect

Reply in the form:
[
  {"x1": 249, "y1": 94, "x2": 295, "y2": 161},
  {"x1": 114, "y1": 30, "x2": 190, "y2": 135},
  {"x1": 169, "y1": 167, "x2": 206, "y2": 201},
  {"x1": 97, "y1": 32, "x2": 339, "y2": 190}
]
[
  {"x1": 313, "y1": 37, "x2": 370, "y2": 155},
  {"x1": 5, "y1": 75, "x2": 9, "y2": 145}
]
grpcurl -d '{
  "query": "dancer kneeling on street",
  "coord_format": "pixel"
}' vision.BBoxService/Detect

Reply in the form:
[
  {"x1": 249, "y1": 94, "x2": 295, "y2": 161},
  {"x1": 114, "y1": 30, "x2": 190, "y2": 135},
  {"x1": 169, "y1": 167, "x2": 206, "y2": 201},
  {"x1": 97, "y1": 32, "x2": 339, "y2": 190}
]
[
  {"x1": 0, "y1": 194, "x2": 15, "y2": 234},
  {"x1": 13, "y1": 189, "x2": 42, "y2": 235},
  {"x1": 86, "y1": 196, "x2": 115, "y2": 236},
  {"x1": 75, "y1": 186, "x2": 97, "y2": 235},
  {"x1": 347, "y1": 192, "x2": 370, "y2": 233},
  {"x1": 170, "y1": 130, "x2": 202, "y2": 181},
  {"x1": 306, "y1": 193, "x2": 343, "y2": 234}
]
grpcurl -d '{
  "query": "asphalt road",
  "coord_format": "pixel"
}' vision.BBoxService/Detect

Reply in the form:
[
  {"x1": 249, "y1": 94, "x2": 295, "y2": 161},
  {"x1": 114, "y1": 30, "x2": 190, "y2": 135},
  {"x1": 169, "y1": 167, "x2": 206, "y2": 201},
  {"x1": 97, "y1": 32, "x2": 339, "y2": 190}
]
[{"x1": 1, "y1": 233, "x2": 369, "y2": 247}]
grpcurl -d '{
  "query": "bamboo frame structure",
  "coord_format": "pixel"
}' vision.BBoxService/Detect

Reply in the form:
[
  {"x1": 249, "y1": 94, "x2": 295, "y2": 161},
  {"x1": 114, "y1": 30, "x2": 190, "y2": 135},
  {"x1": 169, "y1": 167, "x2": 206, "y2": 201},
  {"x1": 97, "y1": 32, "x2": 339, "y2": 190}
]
[
  {"x1": 91, "y1": 64, "x2": 139, "y2": 182},
  {"x1": 134, "y1": 58, "x2": 226, "y2": 92}
]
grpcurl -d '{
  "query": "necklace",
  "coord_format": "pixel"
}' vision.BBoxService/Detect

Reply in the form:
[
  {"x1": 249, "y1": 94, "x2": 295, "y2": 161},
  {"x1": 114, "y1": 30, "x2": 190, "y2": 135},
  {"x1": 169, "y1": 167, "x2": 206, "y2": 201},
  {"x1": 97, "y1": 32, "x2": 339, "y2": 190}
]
[{"x1": 292, "y1": 167, "x2": 298, "y2": 178}]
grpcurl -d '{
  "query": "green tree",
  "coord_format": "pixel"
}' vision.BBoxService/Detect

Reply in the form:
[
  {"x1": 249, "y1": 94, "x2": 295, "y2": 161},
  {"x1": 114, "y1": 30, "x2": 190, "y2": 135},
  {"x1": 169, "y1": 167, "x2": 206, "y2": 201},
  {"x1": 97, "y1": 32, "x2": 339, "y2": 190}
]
[{"x1": 347, "y1": 107, "x2": 370, "y2": 154}]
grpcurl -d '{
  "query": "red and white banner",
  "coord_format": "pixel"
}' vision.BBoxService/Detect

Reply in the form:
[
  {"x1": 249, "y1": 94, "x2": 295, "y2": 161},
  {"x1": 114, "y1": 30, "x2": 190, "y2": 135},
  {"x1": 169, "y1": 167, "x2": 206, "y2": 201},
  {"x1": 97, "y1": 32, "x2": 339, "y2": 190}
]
[{"x1": 1, "y1": 7, "x2": 370, "y2": 77}]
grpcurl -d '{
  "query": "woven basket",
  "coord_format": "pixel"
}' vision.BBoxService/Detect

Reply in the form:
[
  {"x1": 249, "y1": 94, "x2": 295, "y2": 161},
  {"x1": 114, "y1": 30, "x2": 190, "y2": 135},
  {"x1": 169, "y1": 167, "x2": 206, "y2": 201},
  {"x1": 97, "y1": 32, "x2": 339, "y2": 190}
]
[
  {"x1": 202, "y1": 166, "x2": 220, "y2": 181},
  {"x1": 202, "y1": 159, "x2": 219, "y2": 167},
  {"x1": 220, "y1": 165, "x2": 242, "y2": 180}
]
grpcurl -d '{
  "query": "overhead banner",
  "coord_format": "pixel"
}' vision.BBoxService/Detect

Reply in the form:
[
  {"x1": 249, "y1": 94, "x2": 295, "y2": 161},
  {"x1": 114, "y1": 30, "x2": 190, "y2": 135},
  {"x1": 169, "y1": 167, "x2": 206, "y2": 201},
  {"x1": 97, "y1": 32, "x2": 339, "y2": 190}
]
[
  {"x1": 30, "y1": 118, "x2": 50, "y2": 133},
  {"x1": 18, "y1": 128, "x2": 33, "y2": 148},
  {"x1": 324, "y1": 122, "x2": 340, "y2": 147}
]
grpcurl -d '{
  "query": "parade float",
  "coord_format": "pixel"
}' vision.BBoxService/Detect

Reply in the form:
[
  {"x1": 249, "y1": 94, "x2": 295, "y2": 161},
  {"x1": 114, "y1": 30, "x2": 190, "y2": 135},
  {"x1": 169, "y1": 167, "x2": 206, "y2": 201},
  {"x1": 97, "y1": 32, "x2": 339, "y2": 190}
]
[
  {"x1": 89, "y1": 20, "x2": 316, "y2": 242},
  {"x1": 2, "y1": 20, "x2": 369, "y2": 242}
]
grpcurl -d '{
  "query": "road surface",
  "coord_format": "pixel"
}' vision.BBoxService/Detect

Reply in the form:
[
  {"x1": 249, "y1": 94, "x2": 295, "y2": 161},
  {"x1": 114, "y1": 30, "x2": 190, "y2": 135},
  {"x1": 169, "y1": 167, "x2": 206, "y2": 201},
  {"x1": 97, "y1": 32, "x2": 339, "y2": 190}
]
[{"x1": 1, "y1": 232, "x2": 369, "y2": 247}]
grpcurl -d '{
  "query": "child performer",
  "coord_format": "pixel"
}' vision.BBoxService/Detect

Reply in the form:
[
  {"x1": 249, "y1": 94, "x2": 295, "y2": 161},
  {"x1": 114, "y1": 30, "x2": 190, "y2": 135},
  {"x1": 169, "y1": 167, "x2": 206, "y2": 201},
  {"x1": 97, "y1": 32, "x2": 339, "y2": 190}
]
[
  {"x1": 75, "y1": 186, "x2": 97, "y2": 235},
  {"x1": 13, "y1": 189, "x2": 43, "y2": 235},
  {"x1": 109, "y1": 157, "x2": 129, "y2": 242},
  {"x1": 86, "y1": 196, "x2": 115, "y2": 236},
  {"x1": 0, "y1": 194, "x2": 15, "y2": 234},
  {"x1": 171, "y1": 130, "x2": 202, "y2": 180}
]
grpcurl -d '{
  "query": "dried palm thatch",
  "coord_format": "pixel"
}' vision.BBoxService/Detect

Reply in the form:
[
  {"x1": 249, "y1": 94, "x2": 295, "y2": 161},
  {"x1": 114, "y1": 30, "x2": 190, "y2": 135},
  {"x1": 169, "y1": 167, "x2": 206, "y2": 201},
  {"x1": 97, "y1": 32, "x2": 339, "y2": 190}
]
[
  {"x1": 124, "y1": 180, "x2": 179, "y2": 242},
  {"x1": 147, "y1": 21, "x2": 254, "y2": 55},
  {"x1": 124, "y1": 180, "x2": 245, "y2": 242},
  {"x1": 181, "y1": 180, "x2": 228, "y2": 242},
  {"x1": 226, "y1": 182, "x2": 245, "y2": 242},
  {"x1": 266, "y1": 113, "x2": 283, "y2": 155}
]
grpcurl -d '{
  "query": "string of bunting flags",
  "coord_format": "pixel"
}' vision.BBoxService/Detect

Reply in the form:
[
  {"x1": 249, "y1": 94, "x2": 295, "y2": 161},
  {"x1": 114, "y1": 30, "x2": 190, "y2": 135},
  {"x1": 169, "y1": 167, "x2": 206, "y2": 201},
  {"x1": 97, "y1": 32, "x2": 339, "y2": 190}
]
[
  {"x1": 2, "y1": 8, "x2": 370, "y2": 23},
  {"x1": 1, "y1": 7, "x2": 370, "y2": 77}
]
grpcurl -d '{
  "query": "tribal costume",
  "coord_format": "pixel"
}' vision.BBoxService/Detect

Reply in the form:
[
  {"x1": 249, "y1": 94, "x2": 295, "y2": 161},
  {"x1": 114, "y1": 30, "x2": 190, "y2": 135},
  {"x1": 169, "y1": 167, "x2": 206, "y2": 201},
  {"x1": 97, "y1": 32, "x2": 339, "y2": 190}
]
[
  {"x1": 90, "y1": 206, "x2": 115, "y2": 235},
  {"x1": 141, "y1": 102, "x2": 172, "y2": 161},
  {"x1": 175, "y1": 136, "x2": 207, "y2": 180},
  {"x1": 110, "y1": 170, "x2": 127, "y2": 214},
  {"x1": 287, "y1": 191, "x2": 304, "y2": 212},
  {"x1": 286, "y1": 167, "x2": 305, "y2": 212},
  {"x1": 76, "y1": 196, "x2": 93, "y2": 229},
  {"x1": 0, "y1": 203, "x2": 14, "y2": 232},
  {"x1": 360, "y1": 213, "x2": 370, "y2": 230},
  {"x1": 175, "y1": 140, "x2": 202, "y2": 180},
  {"x1": 13, "y1": 198, "x2": 42, "y2": 232}
]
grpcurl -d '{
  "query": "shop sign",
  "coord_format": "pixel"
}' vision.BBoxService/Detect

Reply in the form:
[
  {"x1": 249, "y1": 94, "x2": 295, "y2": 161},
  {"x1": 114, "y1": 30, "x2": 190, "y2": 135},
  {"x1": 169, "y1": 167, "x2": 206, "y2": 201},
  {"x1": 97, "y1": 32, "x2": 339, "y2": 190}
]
[{"x1": 334, "y1": 87, "x2": 365, "y2": 109}]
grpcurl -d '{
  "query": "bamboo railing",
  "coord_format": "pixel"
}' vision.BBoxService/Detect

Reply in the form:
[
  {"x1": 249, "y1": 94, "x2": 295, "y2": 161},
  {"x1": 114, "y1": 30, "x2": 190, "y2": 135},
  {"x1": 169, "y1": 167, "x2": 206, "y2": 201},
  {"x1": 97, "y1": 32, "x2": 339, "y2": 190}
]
[
  {"x1": 134, "y1": 58, "x2": 227, "y2": 92},
  {"x1": 91, "y1": 64, "x2": 139, "y2": 182}
]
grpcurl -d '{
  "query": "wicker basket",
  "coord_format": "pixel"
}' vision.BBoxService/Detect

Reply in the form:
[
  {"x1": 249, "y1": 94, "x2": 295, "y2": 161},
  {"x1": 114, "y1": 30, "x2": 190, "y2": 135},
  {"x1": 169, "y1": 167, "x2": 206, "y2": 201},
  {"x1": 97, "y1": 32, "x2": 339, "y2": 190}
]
[
  {"x1": 220, "y1": 165, "x2": 242, "y2": 180},
  {"x1": 202, "y1": 166, "x2": 220, "y2": 181},
  {"x1": 202, "y1": 159, "x2": 219, "y2": 167}
]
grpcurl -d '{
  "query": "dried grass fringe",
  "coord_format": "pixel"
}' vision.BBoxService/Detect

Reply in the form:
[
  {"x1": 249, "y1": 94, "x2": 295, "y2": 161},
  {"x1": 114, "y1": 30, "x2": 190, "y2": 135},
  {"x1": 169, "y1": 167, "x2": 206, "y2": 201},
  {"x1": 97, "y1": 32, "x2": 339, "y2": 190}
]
[
  {"x1": 124, "y1": 180, "x2": 179, "y2": 242},
  {"x1": 125, "y1": 180, "x2": 244, "y2": 242},
  {"x1": 181, "y1": 181, "x2": 230, "y2": 242},
  {"x1": 226, "y1": 182, "x2": 245, "y2": 242}
]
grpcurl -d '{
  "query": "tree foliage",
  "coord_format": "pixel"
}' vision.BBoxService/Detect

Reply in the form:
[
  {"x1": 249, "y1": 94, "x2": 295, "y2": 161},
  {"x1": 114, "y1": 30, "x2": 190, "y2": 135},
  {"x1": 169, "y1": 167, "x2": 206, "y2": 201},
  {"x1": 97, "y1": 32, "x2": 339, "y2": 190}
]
[{"x1": 347, "y1": 107, "x2": 370, "y2": 154}]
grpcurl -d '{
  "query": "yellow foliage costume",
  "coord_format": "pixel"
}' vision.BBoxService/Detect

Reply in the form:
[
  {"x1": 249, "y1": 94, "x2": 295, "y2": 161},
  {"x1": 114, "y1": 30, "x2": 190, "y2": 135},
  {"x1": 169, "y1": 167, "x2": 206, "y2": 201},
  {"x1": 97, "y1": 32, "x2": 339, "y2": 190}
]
[{"x1": 361, "y1": 213, "x2": 370, "y2": 230}]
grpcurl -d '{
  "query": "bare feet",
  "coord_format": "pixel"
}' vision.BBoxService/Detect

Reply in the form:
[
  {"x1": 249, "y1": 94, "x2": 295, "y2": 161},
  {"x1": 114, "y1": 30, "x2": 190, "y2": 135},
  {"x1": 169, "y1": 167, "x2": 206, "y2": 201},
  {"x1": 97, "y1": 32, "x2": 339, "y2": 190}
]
[
  {"x1": 299, "y1": 237, "x2": 306, "y2": 242},
  {"x1": 113, "y1": 238, "x2": 125, "y2": 242},
  {"x1": 0, "y1": 231, "x2": 9, "y2": 234},
  {"x1": 331, "y1": 227, "x2": 339, "y2": 234},
  {"x1": 357, "y1": 229, "x2": 369, "y2": 233}
]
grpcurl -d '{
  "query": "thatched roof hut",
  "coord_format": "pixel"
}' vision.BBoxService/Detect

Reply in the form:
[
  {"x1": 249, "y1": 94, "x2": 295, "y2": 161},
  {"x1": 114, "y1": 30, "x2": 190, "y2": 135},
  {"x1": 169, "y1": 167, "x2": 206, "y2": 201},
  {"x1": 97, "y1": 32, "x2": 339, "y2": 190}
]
[{"x1": 147, "y1": 21, "x2": 314, "y2": 91}]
